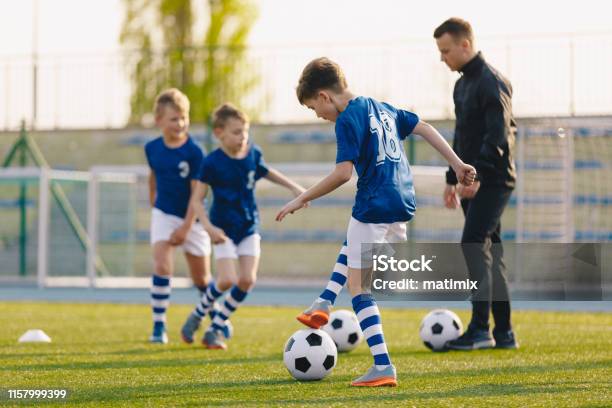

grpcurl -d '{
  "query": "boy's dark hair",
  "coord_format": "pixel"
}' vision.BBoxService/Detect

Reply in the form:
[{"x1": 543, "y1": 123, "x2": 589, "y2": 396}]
[
  {"x1": 433, "y1": 17, "x2": 474, "y2": 43},
  {"x1": 154, "y1": 88, "x2": 190, "y2": 117},
  {"x1": 296, "y1": 57, "x2": 348, "y2": 104},
  {"x1": 211, "y1": 102, "x2": 249, "y2": 129}
]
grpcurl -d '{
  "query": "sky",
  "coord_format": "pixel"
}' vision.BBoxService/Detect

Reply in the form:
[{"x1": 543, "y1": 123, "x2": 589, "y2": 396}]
[
  {"x1": 0, "y1": 0, "x2": 610, "y2": 128},
  {"x1": 2, "y1": 0, "x2": 611, "y2": 55},
  {"x1": 251, "y1": 0, "x2": 612, "y2": 46}
]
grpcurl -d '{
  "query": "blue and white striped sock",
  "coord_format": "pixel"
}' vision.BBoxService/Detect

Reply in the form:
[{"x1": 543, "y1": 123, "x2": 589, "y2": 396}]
[
  {"x1": 151, "y1": 274, "x2": 171, "y2": 333},
  {"x1": 352, "y1": 293, "x2": 391, "y2": 369},
  {"x1": 192, "y1": 281, "x2": 224, "y2": 320},
  {"x1": 317, "y1": 241, "x2": 348, "y2": 305},
  {"x1": 196, "y1": 284, "x2": 218, "y2": 320},
  {"x1": 211, "y1": 286, "x2": 248, "y2": 331},
  {"x1": 196, "y1": 284, "x2": 207, "y2": 298}
]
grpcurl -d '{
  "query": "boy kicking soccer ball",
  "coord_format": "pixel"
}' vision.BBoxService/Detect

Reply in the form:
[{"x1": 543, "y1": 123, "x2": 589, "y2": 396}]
[
  {"x1": 145, "y1": 88, "x2": 220, "y2": 344},
  {"x1": 276, "y1": 57, "x2": 476, "y2": 386},
  {"x1": 181, "y1": 103, "x2": 306, "y2": 349}
]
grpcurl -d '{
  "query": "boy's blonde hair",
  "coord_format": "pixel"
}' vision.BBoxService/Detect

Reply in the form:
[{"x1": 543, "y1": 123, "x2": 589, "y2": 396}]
[
  {"x1": 154, "y1": 88, "x2": 190, "y2": 117},
  {"x1": 296, "y1": 57, "x2": 348, "y2": 104},
  {"x1": 211, "y1": 103, "x2": 249, "y2": 129}
]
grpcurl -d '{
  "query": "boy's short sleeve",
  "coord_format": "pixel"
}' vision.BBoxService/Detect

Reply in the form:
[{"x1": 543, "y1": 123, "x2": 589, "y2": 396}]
[
  {"x1": 396, "y1": 109, "x2": 419, "y2": 140},
  {"x1": 254, "y1": 146, "x2": 269, "y2": 180},
  {"x1": 198, "y1": 157, "x2": 214, "y2": 185},
  {"x1": 335, "y1": 117, "x2": 360, "y2": 164},
  {"x1": 144, "y1": 142, "x2": 153, "y2": 167},
  {"x1": 189, "y1": 146, "x2": 205, "y2": 180}
]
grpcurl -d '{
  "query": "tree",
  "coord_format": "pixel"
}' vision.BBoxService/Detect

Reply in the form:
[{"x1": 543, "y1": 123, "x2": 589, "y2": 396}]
[{"x1": 120, "y1": 0, "x2": 259, "y2": 125}]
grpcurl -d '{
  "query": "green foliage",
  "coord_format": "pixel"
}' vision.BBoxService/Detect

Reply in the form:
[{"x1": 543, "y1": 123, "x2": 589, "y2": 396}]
[{"x1": 120, "y1": 0, "x2": 259, "y2": 125}]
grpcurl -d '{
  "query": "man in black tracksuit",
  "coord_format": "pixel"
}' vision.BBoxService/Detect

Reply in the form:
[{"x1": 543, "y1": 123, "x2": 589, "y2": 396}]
[{"x1": 434, "y1": 17, "x2": 518, "y2": 350}]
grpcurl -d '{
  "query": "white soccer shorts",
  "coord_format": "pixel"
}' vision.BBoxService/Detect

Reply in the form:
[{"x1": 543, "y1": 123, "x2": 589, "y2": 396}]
[
  {"x1": 213, "y1": 233, "x2": 261, "y2": 259},
  {"x1": 346, "y1": 216, "x2": 407, "y2": 269},
  {"x1": 150, "y1": 208, "x2": 212, "y2": 257}
]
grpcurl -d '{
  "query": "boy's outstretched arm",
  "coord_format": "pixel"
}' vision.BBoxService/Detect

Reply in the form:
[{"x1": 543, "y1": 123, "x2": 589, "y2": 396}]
[
  {"x1": 275, "y1": 161, "x2": 353, "y2": 221},
  {"x1": 189, "y1": 181, "x2": 228, "y2": 244},
  {"x1": 169, "y1": 180, "x2": 199, "y2": 245},
  {"x1": 264, "y1": 168, "x2": 306, "y2": 197},
  {"x1": 413, "y1": 121, "x2": 476, "y2": 185},
  {"x1": 148, "y1": 170, "x2": 156, "y2": 207}
]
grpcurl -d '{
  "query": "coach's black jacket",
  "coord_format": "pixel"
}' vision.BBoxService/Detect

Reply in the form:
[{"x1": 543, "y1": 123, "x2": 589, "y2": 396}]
[{"x1": 446, "y1": 52, "x2": 517, "y2": 188}]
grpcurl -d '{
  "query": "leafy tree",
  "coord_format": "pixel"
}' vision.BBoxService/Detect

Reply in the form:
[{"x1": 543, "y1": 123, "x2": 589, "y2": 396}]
[{"x1": 120, "y1": 0, "x2": 259, "y2": 125}]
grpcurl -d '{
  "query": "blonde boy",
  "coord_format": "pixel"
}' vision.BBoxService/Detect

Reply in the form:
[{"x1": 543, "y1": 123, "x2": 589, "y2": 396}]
[
  {"x1": 145, "y1": 88, "x2": 214, "y2": 344},
  {"x1": 181, "y1": 103, "x2": 306, "y2": 349}
]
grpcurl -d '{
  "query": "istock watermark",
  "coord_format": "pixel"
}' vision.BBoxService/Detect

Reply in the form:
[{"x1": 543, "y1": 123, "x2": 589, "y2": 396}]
[
  {"x1": 360, "y1": 242, "x2": 609, "y2": 301},
  {"x1": 372, "y1": 254, "x2": 478, "y2": 292},
  {"x1": 373, "y1": 254, "x2": 435, "y2": 272}
]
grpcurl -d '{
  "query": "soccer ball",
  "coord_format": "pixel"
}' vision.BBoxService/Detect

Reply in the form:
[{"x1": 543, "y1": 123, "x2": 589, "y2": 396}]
[
  {"x1": 419, "y1": 309, "x2": 463, "y2": 351},
  {"x1": 322, "y1": 309, "x2": 364, "y2": 352},
  {"x1": 283, "y1": 329, "x2": 337, "y2": 381}
]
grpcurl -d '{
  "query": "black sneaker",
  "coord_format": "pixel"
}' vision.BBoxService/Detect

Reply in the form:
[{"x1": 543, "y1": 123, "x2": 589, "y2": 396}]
[
  {"x1": 493, "y1": 329, "x2": 519, "y2": 349},
  {"x1": 446, "y1": 328, "x2": 495, "y2": 350}
]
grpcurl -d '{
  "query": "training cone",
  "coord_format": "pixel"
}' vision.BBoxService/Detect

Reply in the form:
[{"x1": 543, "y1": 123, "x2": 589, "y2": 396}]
[{"x1": 18, "y1": 329, "x2": 51, "y2": 343}]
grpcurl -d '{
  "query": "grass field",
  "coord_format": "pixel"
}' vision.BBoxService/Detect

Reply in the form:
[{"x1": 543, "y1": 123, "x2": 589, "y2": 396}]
[{"x1": 1, "y1": 303, "x2": 611, "y2": 407}]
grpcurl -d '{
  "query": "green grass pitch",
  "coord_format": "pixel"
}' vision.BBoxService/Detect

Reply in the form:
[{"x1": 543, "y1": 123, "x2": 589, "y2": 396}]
[{"x1": 1, "y1": 303, "x2": 611, "y2": 407}]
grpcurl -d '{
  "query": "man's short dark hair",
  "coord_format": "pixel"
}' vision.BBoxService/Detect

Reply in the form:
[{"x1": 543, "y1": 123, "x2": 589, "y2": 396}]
[
  {"x1": 296, "y1": 57, "x2": 348, "y2": 104},
  {"x1": 433, "y1": 17, "x2": 474, "y2": 43}
]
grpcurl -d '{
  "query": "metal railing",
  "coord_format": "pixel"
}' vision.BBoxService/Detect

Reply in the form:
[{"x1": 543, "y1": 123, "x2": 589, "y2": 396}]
[{"x1": 1, "y1": 32, "x2": 611, "y2": 130}]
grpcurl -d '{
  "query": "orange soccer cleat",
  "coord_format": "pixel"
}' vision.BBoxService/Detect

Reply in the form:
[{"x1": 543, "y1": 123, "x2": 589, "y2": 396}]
[{"x1": 296, "y1": 299, "x2": 332, "y2": 329}]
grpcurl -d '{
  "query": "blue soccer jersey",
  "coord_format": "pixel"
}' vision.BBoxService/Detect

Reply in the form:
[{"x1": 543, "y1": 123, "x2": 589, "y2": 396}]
[
  {"x1": 335, "y1": 96, "x2": 419, "y2": 223},
  {"x1": 198, "y1": 144, "x2": 269, "y2": 244},
  {"x1": 145, "y1": 135, "x2": 205, "y2": 218}
]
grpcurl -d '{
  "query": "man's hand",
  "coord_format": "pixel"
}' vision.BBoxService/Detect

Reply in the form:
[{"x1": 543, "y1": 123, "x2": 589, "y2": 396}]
[
  {"x1": 207, "y1": 226, "x2": 229, "y2": 244},
  {"x1": 452, "y1": 162, "x2": 477, "y2": 186},
  {"x1": 443, "y1": 184, "x2": 460, "y2": 209},
  {"x1": 169, "y1": 226, "x2": 189, "y2": 246},
  {"x1": 457, "y1": 181, "x2": 481, "y2": 199},
  {"x1": 276, "y1": 197, "x2": 308, "y2": 221}
]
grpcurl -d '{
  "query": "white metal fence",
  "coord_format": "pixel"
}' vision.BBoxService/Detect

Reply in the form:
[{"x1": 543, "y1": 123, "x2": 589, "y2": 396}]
[
  {"x1": 1, "y1": 32, "x2": 611, "y2": 130},
  {"x1": 2, "y1": 123, "x2": 611, "y2": 287}
]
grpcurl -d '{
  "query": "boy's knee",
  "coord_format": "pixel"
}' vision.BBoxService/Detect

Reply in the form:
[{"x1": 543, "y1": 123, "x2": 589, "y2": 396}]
[
  {"x1": 217, "y1": 277, "x2": 236, "y2": 291},
  {"x1": 237, "y1": 276, "x2": 256, "y2": 291},
  {"x1": 154, "y1": 262, "x2": 172, "y2": 276},
  {"x1": 192, "y1": 276, "x2": 207, "y2": 288}
]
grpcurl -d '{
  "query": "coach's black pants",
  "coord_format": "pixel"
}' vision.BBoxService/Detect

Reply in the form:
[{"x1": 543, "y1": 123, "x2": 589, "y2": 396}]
[{"x1": 460, "y1": 185, "x2": 513, "y2": 332}]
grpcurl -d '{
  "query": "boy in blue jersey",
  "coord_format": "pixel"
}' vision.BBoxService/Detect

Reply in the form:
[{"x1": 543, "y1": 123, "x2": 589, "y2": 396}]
[
  {"x1": 182, "y1": 103, "x2": 306, "y2": 349},
  {"x1": 276, "y1": 57, "x2": 476, "y2": 386},
  {"x1": 145, "y1": 88, "x2": 221, "y2": 344}
]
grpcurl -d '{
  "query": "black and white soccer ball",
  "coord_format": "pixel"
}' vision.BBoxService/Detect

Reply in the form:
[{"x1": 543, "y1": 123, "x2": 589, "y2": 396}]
[
  {"x1": 283, "y1": 329, "x2": 337, "y2": 380},
  {"x1": 322, "y1": 309, "x2": 364, "y2": 352},
  {"x1": 419, "y1": 309, "x2": 463, "y2": 351}
]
